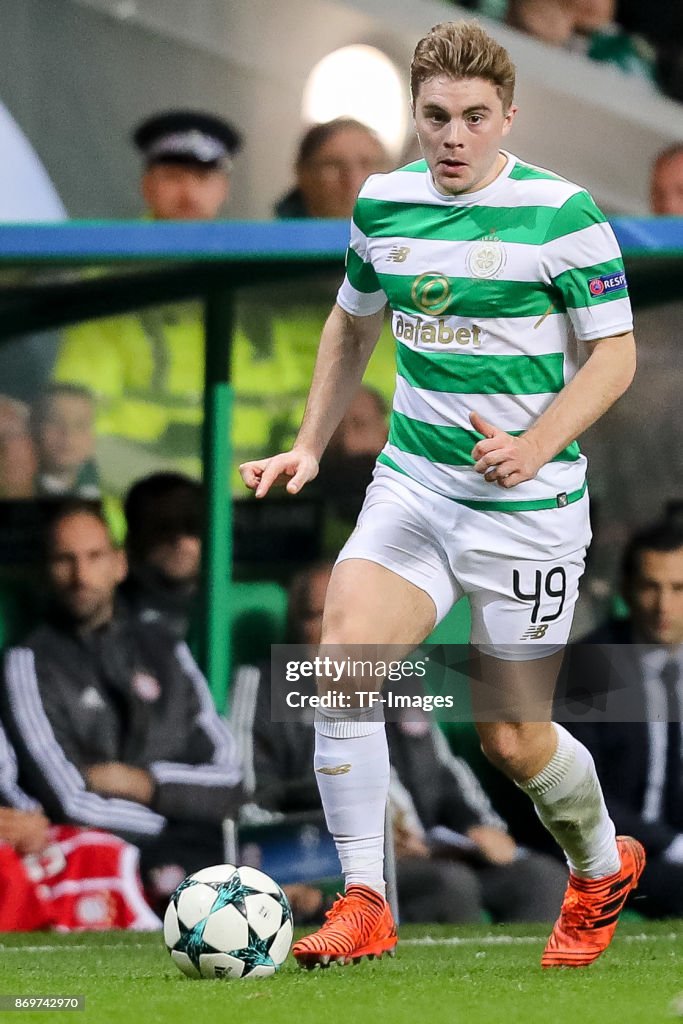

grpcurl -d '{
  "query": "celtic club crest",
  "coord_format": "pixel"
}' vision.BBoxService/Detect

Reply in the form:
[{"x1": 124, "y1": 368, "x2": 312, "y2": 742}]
[{"x1": 466, "y1": 235, "x2": 506, "y2": 279}]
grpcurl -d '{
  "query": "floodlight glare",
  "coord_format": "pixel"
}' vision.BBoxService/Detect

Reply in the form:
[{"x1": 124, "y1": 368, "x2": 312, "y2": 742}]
[{"x1": 302, "y1": 45, "x2": 407, "y2": 158}]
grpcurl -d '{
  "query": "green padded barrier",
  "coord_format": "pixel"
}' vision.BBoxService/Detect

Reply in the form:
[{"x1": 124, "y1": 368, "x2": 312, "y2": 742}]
[{"x1": 230, "y1": 580, "x2": 289, "y2": 669}]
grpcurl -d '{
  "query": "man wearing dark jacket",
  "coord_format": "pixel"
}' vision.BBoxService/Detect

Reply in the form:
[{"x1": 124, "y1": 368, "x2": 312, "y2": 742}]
[
  {"x1": 2, "y1": 501, "x2": 243, "y2": 909},
  {"x1": 559, "y1": 518, "x2": 683, "y2": 916},
  {"x1": 119, "y1": 472, "x2": 203, "y2": 641}
]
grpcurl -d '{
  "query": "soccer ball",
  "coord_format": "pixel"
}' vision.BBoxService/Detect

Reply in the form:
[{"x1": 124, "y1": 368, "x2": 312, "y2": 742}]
[{"x1": 163, "y1": 863, "x2": 293, "y2": 979}]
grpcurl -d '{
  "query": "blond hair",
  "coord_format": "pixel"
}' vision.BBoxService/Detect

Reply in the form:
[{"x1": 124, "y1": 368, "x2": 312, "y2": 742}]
[{"x1": 410, "y1": 21, "x2": 516, "y2": 110}]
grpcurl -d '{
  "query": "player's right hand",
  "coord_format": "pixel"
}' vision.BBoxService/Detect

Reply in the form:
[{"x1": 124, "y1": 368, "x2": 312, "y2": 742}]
[{"x1": 239, "y1": 448, "x2": 320, "y2": 499}]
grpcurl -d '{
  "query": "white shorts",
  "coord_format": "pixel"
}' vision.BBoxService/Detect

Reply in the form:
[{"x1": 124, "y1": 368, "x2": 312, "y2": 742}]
[{"x1": 337, "y1": 466, "x2": 591, "y2": 661}]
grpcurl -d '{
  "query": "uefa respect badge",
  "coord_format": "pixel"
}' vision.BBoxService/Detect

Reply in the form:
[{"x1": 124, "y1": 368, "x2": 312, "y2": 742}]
[{"x1": 588, "y1": 271, "x2": 627, "y2": 297}]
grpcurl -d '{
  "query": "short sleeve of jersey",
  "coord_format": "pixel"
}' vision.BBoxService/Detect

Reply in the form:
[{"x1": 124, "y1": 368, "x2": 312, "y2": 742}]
[
  {"x1": 541, "y1": 190, "x2": 633, "y2": 342},
  {"x1": 336, "y1": 186, "x2": 387, "y2": 317}
]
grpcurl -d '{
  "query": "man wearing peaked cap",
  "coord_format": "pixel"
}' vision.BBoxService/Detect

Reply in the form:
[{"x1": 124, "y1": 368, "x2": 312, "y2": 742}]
[
  {"x1": 52, "y1": 109, "x2": 243, "y2": 491},
  {"x1": 133, "y1": 110, "x2": 242, "y2": 220}
]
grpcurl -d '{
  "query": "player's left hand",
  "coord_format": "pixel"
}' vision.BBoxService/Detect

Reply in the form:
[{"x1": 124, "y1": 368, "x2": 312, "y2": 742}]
[{"x1": 470, "y1": 411, "x2": 545, "y2": 488}]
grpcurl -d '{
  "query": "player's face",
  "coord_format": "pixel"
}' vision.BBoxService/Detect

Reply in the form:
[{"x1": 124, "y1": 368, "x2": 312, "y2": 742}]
[
  {"x1": 413, "y1": 76, "x2": 517, "y2": 196},
  {"x1": 627, "y1": 548, "x2": 683, "y2": 645},
  {"x1": 142, "y1": 164, "x2": 229, "y2": 220},
  {"x1": 48, "y1": 513, "x2": 126, "y2": 628}
]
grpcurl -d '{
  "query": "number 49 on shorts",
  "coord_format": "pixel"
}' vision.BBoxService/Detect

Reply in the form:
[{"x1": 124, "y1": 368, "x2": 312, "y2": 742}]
[{"x1": 513, "y1": 567, "x2": 567, "y2": 635}]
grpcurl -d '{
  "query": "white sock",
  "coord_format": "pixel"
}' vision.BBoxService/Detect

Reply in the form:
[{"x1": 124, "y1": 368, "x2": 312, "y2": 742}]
[
  {"x1": 314, "y1": 713, "x2": 388, "y2": 898},
  {"x1": 518, "y1": 723, "x2": 620, "y2": 879}
]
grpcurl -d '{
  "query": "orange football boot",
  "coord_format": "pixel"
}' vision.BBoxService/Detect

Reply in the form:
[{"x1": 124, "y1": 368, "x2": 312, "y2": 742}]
[
  {"x1": 292, "y1": 883, "x2": 398, "y2": 969},
  {"x1": 542, "y1": 835, "x2": 646, "y2": 968}
]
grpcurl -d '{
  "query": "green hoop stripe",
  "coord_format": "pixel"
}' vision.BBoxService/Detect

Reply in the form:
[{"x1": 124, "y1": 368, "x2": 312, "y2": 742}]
[
  {"x1": 396, "y1": 344, "x2": 566, "y2": 396},
  {"x1": 356, "y1": 199, "x2": 564, "y2": 246},
  {"x1": 389, "y1": 411, "x2": 580, "y2": 467},
  {"x1": 379, "y1": 272, "x2": 563, "y2": 320}
]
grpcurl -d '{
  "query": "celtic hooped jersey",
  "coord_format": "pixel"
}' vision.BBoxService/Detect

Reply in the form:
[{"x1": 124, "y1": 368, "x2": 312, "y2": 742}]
[{"x1": 337, "y1": 151, "x2": 633, "y2": 512}]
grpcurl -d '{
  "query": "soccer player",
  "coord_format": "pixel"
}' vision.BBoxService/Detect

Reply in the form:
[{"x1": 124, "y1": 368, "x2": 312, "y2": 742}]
[{"x1": 240, "y1": 21, "x2": 642, "y2": 969}]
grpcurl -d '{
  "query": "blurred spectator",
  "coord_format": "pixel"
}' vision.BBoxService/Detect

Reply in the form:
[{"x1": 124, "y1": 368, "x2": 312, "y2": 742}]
[
  {"x1": 120, "y1": 472, "x2": 202, "y2": 641},
  {"x1": 508, "y1": 0, "x2": 575, "y2": 46},
  {"x1": 0, "y1": 396, "x2": 36, "y2": 499},
  {"x1": 232, "y1": 562, "x2": 567, "y2": 923},
  {"x1": 31, "y1": 384, "x2": 100, "y2": 499},
  {"x1": 0, "y1": 719, "x2": 159, "y2": 931},
  {"x1": 234, "y1": 122, "x2": 394, "y2": 489},
  {"x1": 1, "y1": 501, "x2": 243, "y2": 913},
  {"x1": 559, "y1": 519, "x2": 683, "y2": 917},
  {"x1": 326, "y1": 385, "x2": 388, "y2": 465},
  {"x1": 650, "y1": 143, "x2": 683, "y2": 215},
  {"x1": 316, "y1": 386, "x2": 388, "y2": 545},
  {"x1": 508, "y1": 0, "x2": 655, "y2": 79},
  {"x1": 274, "y1": 118, "x2": 390, "y2": 219},
  {"x1": 132, "y1": 111, "x2": 241, "y2": 221},
  {"x1": 52, "y1": 110, "x2": 242, "y2": 495}
]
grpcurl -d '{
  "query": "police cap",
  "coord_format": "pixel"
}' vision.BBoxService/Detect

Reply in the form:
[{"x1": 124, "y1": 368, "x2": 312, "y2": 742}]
[{"x1": 132, "y1": 110, "x2": 242, "y2": 170}]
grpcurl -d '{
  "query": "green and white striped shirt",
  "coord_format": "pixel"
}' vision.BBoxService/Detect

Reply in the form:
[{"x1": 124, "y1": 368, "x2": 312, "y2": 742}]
[{"x1": 337, "y1": 151, "x2": 633, "y2": 512}]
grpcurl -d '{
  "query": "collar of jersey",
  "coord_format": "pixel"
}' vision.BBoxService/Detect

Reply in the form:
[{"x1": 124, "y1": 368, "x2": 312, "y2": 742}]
[{"x1": 424, "y1": 149, "x2": 515, "y2": 205}]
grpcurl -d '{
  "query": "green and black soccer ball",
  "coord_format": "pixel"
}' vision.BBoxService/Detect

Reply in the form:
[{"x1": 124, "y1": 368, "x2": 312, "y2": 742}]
[{"x1": 164, "y1": 864, "x2": 293, "y2": 979}]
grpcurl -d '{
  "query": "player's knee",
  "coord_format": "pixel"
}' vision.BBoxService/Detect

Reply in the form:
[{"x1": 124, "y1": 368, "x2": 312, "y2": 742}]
[{"x1": 478, "y1": 722, "x2": 539, "y2": 773}]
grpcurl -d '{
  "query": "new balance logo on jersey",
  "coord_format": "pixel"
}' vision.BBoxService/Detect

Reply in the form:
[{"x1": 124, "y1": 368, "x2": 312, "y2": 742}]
[
  {"x1": 386, "y1": 245, "x2": 411, "y2": 263},
  {"x1": 393, "y1": 312, "x2": 483, "y2": 348},
  {"x1": 520, "y1": 624, "x2": 550, "y2": 640}
]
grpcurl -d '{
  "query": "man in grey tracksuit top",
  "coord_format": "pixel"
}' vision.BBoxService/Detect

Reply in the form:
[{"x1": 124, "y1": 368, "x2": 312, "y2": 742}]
[{"x1": 1, "y1": 500, "x2": 243, "y2": 907}]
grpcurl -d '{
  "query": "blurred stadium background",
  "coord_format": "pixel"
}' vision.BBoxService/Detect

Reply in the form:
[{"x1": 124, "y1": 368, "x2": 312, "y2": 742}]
[{"x1": 0, "y1": 1, "x2": 681, "y2": 919}]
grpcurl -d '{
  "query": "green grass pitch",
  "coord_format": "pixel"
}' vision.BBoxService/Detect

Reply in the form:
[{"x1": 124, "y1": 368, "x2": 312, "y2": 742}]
[{"x1": 0, "y1": 922, "x2": 680, "y2": 1024}]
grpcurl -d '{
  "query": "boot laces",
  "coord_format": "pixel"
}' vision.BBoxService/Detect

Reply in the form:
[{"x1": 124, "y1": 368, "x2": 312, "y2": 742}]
[{"x1": 325, "y1": 890, "x2": 372, "y2": 924}]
